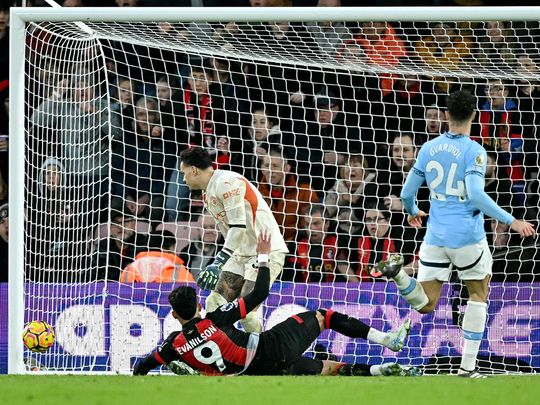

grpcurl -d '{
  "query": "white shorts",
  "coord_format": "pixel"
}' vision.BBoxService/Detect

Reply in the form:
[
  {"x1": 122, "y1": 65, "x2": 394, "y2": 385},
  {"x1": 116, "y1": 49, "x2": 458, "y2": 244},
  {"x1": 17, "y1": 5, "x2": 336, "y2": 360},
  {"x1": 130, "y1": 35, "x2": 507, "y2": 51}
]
[
  {"x1": 222, "y1": 251, "x2": 285, "y2": 284},
  {"x1": 417, "y1": 239, "x2": 492, "y2": 282}
]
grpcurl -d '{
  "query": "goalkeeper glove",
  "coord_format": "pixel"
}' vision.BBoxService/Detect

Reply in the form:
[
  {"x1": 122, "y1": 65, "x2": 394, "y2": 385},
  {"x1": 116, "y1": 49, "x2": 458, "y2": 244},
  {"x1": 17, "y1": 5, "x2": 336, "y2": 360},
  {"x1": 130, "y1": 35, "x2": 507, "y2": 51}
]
[
  {"x1": 168, "y1": 360, "x2": 199, "y2": 376},
  {"x1": 197, "y1": 249, "x2": 231, "y2": 291}
]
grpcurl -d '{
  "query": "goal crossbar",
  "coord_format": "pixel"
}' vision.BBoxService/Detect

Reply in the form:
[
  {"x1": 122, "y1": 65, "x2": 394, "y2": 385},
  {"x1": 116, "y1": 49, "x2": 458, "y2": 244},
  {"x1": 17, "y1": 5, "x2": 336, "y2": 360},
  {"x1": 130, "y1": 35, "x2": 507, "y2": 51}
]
[{"x1": 11, "y1": 6, "x2": 540, "y2": 23}]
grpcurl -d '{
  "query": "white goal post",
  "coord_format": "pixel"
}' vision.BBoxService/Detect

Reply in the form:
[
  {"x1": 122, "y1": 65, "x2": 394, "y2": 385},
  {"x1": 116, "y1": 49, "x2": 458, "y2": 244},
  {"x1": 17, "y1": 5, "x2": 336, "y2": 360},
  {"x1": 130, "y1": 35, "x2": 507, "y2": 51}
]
[{"x1": 8, "y1": 6, "x2": 540, "y2": 374}]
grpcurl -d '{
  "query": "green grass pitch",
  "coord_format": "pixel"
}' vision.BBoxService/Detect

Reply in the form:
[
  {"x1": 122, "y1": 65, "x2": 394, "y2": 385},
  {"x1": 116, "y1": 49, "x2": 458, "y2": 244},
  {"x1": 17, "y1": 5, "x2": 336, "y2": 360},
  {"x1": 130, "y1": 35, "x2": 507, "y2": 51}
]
[{"x1": 2, "y1": 375, "x2": 539, "y2": 405}]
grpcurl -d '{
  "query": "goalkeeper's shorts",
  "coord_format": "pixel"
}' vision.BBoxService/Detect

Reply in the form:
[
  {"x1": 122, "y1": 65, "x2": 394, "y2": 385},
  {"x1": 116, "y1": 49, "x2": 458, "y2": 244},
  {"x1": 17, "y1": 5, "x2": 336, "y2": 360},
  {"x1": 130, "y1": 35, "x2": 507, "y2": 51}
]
[
  {"x1": 417, "y1": 238, "x2": 492, "y2": 282},
  {"x1": 222, "y1": 251, "x2": 285, "y2": 284}
]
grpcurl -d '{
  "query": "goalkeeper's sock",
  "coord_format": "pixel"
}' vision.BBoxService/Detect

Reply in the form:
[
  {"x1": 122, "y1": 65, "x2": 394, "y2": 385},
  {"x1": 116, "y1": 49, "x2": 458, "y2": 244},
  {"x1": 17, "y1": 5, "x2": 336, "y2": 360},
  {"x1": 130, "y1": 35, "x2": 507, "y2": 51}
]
[
  {"x1": 240, "y1": 310, "x2": 262, "y2": 334},
  {"x1": 322, "y1": 310, "x2": 370, "y2": 340},
  {"x1": 338, "y1": 363, "x2": 372, "y2": 376},
  {"x1": 394, "y1": 271, "x2": 429, "y2": 311},
  {"x1": 205, "y1": 291, "x2": 228, "y2": 312},
  {"x1": 460, "y1": 300, "x2": 487, "y2": 372}
]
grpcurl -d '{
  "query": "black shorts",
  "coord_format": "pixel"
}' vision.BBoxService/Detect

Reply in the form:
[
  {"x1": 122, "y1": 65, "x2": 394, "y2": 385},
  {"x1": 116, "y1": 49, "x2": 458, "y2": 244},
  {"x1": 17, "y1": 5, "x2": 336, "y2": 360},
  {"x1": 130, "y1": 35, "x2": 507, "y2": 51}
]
[{"x1": 245, "y1": 311, "x2": 321, "y2": 375}]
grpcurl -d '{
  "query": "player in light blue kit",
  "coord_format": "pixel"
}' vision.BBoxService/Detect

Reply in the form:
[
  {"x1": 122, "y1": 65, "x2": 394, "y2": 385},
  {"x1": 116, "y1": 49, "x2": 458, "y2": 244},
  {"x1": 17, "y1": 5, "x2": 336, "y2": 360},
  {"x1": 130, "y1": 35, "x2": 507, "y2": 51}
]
[{"x1": 372, "y1": 91, "x2": 536, "y2": 378}]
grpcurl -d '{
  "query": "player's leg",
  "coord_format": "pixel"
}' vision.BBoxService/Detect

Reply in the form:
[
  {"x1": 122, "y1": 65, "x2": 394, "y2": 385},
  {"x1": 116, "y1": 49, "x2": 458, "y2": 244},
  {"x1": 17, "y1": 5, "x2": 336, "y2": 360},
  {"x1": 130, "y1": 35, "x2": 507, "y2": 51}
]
[
  {"x1": 374, "y1": 243, "x2": 450, "y2": 313},
  {"x1": 246, "y1": 310, "x2": 324, "y2": 375},
  {"x1": 296, "y1": 359, "x2": 372, "y2": 376},
  {"x1": 240, "y1": 252, "x2": 285, "y2": 333},
  {"x1": 449, "y1": 240, "x2": 492, "y2": 376},
  {"x1": 205, "y1": 255, "x2": 246, "y2": 312},
  {"x1": 317, "y1": 309, "x2": 411, "y2": 352},
  {"x1": 316, "y1": 360, "x2": 422, "y2": 377}
]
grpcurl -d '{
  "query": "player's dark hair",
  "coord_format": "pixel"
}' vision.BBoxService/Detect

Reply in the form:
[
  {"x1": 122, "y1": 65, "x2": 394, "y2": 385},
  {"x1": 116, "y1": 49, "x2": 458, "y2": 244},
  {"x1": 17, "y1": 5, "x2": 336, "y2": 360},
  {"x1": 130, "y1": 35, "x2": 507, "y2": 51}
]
[
  {"x1": 446, "y1": 90, "x2": 476, "y2": 123},
  {"x1": 168, "y1": 286, "x2": 198, "y2": 320},
  {"x1": 180, "y1": 147, "x2": 213, "y2": 169}
]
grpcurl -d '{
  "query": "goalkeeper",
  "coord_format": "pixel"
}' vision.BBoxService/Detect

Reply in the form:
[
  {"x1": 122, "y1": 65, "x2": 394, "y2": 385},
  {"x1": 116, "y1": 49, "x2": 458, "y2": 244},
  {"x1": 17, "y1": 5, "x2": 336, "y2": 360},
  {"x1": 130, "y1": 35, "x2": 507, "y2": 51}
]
[
  {"x1": 133, "y1": 231, "x2": 418, "y2": 377},
  {"x1": 178, "y1": 147, "x2": 289, "y2": 333}
]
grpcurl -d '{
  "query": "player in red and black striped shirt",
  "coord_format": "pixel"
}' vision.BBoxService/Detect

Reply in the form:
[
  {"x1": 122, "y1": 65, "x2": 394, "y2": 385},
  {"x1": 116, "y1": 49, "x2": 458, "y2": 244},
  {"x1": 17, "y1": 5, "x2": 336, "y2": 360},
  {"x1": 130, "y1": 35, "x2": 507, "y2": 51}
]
[{"x1": 134, "y1": 232, "x2": 420, "y2": 377}]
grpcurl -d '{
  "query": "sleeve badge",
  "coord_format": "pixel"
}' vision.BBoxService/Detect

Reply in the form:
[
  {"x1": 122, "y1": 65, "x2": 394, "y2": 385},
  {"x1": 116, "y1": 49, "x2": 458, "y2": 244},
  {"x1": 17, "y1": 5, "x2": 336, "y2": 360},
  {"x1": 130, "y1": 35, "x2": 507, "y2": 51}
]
[{"x1": 475, "y1": 154, "x2": 484, "y2": 166}]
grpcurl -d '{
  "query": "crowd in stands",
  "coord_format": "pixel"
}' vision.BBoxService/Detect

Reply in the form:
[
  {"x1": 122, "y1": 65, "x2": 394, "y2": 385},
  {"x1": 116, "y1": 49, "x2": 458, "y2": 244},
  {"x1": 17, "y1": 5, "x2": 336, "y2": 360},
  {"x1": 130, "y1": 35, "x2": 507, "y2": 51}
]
[{"x1": 0, "y1": 0, "x2": 539, "y2": 284}]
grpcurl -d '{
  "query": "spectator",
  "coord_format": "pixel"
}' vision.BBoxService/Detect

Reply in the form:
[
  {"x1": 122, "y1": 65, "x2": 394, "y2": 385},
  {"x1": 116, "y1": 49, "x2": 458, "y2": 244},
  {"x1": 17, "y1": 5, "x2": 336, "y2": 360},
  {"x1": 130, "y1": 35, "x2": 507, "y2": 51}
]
[
  {"x1": 155, "y1": 75, "x2": 188, "y2": 155},
  {"x1": 0, "y1": 203, "x2": 7, "y2": 281},
  {"x1": 243, "y1": 104, "x2": 289, "y2": 181},
  {"x1": 307, "y1": 0, "x2": 352, "y2": 58},
  {"x1": 515, "y1": 54, "x2": 540, "y2": 187},
  {"x1": 285, "y1": 205, "x2": 338, "y2": 282},
  {"x1": 475, "y1": 78, "x2": 526, "y2": 204},
  {"x1": 352, "y1": 202, "x2": 401, "y2": 280},
  {"x1": 248, "y1": 104, "x2": 283, "y2": 155},
  {"x1": 376, "y1": 73, "x2": 435, "y2": 141},
  {"x1": 348, "y1": 21, "x2": 407, "y2": 68},
  {"x1": 338, "y1": 22, "x2": 407, "y2": 96},
  {"x1": 209, "y1": 56, "x2": 250, "y2": 172},
  {"x1": 164, "y1": 62, "x2": 221, "y2": 222},
  {"x1": 474, "y1": 21, "x2": 518, "y2": 69},
  {"x1": 380, "y1": 133, "x2": 429, "y2": 213},
  {"x1": 414, "y1": 22, "x2": 473, "y2": 93},
  {"x1": 92, "y1": 198, "x2": 149, "y2": 281},
  {"x1": 294, "y1": 88, "x2": 365, "y2": 194},
  {"x1": 258, "y1": 147, "x2": 318, "y2": 241},
  {"x1": 333, "y1": 206, "x2": 364, "y2": 282},
  {"x1": 179, "y1": 211, "x2": 224, "y2": 280},
  {"x1": 110, "y1": 76, "x2": 137, "y2": 136},
  {"x1": 325, "y1": 153, "x2": 377, "y2": 221},
  {"x1": 377, "y1": 133, "x2": 427, "y2": 265},
  {"x1": 119, "y1": 230, "x2": 194, "y2": 283},
  {"x1": 26, "y1": 158, "x2": 87, "y2": 282},
  {"x1": 111, "y1": 96, "x2": 176, "y2": 226},
  {"x1": 30, "y1": 75, "x2": 120, "y2": 184},
  {"x1": 183, "y1": 62, "x2": 219, "y2": 159},
  {"x1": 423, "y1": 104, "x2": 447, "y2": 142},
  {"x1": 244, "y1": 22, "x2": 320, "y2": 133}
]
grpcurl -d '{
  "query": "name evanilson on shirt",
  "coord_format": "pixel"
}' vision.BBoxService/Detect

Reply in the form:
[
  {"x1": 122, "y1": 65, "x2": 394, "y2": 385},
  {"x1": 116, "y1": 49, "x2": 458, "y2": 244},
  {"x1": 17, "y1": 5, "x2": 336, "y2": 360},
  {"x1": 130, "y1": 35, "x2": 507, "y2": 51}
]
[{"x1": 175, "y1": 325, "x2": 218, "y2": 355}]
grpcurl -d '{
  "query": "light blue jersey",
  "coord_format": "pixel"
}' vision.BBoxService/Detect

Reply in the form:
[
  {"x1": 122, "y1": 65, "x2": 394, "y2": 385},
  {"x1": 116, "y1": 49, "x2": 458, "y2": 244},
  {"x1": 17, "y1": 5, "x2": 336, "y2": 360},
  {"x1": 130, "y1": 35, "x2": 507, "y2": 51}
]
[{"x1": 401, "y1": 132, "x2": 514, "y2": 249}]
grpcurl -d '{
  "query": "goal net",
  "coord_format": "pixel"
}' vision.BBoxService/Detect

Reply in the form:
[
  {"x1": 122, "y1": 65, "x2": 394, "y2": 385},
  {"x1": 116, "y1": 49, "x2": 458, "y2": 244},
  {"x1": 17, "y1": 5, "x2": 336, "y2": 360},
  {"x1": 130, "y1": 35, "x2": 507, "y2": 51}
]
[{"x1": 7, "y1": 7, "x2": 540, "y2": 374}]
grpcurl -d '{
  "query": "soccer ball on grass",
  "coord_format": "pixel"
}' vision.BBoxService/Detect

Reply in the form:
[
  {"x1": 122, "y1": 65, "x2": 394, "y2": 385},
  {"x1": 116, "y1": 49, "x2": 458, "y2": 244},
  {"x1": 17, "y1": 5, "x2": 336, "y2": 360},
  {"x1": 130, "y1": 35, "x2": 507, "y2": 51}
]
[{"x1": 22, "y1": 321, "x2": 55, "y2": 352}]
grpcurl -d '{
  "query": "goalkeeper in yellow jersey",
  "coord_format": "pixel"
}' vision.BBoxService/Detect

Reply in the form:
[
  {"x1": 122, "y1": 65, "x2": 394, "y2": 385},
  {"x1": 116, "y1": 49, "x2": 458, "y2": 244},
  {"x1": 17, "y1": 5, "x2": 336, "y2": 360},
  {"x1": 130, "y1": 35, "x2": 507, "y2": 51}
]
[{"x1": 178, "y1": 147, "x2": 289, "y2": 333}]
